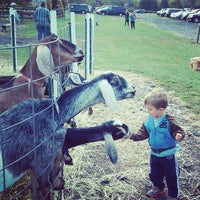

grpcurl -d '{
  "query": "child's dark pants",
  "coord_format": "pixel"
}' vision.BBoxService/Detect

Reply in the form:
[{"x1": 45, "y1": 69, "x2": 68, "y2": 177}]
[{"x1": 149, "y1": 154, "x2": 180, "y2": 198}]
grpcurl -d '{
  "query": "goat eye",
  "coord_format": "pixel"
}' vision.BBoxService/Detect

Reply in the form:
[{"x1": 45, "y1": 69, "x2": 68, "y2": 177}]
[
  {"x1": 114, "y1": 75, "x2": 119, "y2": 81},
  {"x1": 111, "y1": 75, "x2": 120, "y2": 86}
]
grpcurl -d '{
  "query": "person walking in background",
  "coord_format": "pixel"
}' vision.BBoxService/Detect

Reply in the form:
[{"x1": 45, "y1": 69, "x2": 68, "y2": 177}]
[
  {"x1": 129, "y1": 88, "x2": 185, "y2": 200},
  {"x1": 125, "y1": 10, "x2": 129, "y2": 26},
  {"x1": 129, "y1": 12, "x2": 136, "y2": 29},
  {"x1": 9, "y1": 2, "x2": 20, "y2": 42},
  {"x1": 9, "y1": 2, "x2": 20, "y2": 25},
  {"x1": 96, "y1": 17, "x2": 100, "y2": 26},
  {"x1": 34, "y1": 0, "x2": 51, "y2": 41}
]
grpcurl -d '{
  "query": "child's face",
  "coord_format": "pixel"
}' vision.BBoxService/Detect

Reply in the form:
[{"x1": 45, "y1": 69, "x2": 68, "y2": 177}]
[{"x1": 145, "y1": 103, "x2": 165, "y2": 118}]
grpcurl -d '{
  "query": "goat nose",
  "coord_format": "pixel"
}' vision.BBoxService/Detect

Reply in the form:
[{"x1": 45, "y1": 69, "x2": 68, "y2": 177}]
[
  {"x1": 75, "y1": 47, "x2": 84, "y2": 56},
  {"x1": 79, "y1": 49, "x2": 84, "y2": 56}
]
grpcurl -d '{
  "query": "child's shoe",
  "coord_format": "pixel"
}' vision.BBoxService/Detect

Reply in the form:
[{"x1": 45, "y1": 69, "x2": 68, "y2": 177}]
[{"x1": 146, "y1": 186, "x2": 165, "y2": 198}]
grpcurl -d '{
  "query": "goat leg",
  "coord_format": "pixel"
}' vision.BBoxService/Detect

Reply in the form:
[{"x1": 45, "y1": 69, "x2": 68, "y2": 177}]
[
  {"x1": 50, "y1": 150, "x2": 65, "y2": 190},
  {"x1": 38, "y1": 184, "x2": 51, "y2": 200},
  {"x1": 62, "y1": 148, "x2": 73, "y2": 165}
]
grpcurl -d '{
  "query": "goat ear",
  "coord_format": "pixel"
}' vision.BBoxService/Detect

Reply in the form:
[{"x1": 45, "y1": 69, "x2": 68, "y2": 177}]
[
  {"x1": 99, "y1": 80, "x2": 122, "y2": 112},
  {"x1": 36, "y1": 45, "x2": 57, "y2": 80},
  {"x1": 103, "y1": 132, "x2": 118, "y2": 164}
]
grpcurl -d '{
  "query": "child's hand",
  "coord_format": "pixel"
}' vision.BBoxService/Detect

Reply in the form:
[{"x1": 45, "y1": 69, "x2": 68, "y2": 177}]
[{"x1": 175, "y1": 133, "x2": 183, "y2": 141}]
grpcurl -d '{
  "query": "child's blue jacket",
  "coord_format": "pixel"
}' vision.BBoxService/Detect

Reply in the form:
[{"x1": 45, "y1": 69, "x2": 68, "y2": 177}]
[{"x1": 130, "y1": 114, "x2": 185, "y2": 157}]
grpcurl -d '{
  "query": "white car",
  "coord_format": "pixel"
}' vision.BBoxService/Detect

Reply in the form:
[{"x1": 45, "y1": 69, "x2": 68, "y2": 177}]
[{"x1": 170, "y1": 10, "x2": 184, "y2": 19}]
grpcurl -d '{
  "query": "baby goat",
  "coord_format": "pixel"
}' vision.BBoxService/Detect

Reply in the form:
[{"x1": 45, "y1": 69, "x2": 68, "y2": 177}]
[{"x1": 0, "y1": 72, "x2": 135, "y2": 199}]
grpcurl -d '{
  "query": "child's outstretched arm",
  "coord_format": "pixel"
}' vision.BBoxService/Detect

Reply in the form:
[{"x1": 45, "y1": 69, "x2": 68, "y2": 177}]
[{"x1": 129, "y1": 123, "x2": 149, "y2": 141}]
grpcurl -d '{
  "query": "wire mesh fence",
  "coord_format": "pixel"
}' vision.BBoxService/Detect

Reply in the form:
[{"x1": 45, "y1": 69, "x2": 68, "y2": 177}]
[{"x1": 0, "y1": 13, "x2": 94, "y2": 200}]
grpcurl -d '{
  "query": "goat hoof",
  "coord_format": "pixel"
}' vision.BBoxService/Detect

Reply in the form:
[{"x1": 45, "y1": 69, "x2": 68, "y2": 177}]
[
  {"x1": 88, "y1": 107, "x2": 93, "y2": 115},
  {"x1": 63, "y1": 154, "x2": 73, "y2": 165},
  {"x1": 70, "y1": 121, "x2": 77, "y2": 128},
  {"x1": 53, "y1": 177, "x2": 65, "y2": 190}
]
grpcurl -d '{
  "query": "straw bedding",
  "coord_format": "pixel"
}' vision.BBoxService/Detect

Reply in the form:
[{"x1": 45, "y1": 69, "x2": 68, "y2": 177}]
[{"x1": 62, "y1": 70, "x2": 200, "y2": 200}]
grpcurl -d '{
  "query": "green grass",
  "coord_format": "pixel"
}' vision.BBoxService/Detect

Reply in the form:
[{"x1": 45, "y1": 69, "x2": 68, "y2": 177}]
[
  {"x1": 1, "y1": 14, "x2": 200, "y2": 118},
  {"x1": 93, "y1": 14, "x2": 200, "y2": 117}
]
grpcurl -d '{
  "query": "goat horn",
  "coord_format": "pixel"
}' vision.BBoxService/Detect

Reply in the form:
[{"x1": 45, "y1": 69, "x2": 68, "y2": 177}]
[{"x1": 103, "y1": 132, "x2": 118, "y2": 164}]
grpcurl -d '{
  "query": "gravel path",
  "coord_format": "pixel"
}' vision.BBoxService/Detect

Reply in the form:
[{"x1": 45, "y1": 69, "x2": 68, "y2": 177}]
[
  {"x1": 0, "y1": 14, "x2": 199, "y2": 46},
  {"x1": 137, "y1": 13, "x2": 199, "y2": 41}
]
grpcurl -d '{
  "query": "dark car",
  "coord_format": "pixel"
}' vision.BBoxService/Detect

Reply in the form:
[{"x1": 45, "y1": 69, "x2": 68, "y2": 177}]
[
  {"x1": 69, "y1": 4, "x2": 92, "y2": 14},
  {"x1": 187, "y1": 9, "x2": 200, "y2": 23},
  {"x1": 96, "y1": 5, "x2": 126, "y2": 16}
]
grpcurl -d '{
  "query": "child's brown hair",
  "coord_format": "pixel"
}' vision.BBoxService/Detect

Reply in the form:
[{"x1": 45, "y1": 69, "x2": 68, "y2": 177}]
[{"x1": 144, "y1": 88, "x2": 168, "y2": 109}]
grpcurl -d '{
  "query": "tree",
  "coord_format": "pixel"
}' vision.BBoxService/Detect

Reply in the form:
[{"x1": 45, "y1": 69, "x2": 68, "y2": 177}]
[
  {"x1": 52, "y1": 0, "x2": 57, "y2": 9},
  {"x1": 139, "y1": 0, "x2": 158, "y2": 10},
  {"x1": 0, "y1": 0, "x2": 31, "y2": 7},
  {"x1": 159, "y1": 0, "x2": 169, "y2": 9},
  {"x1": 169, "y1": 0, "x2": 183, "y2": 8}
]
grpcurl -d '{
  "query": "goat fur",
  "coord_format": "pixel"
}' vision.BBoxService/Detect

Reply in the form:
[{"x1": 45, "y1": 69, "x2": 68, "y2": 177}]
[
  {"x1": 0, "y1": 34, "x2": 84, "y2": 114},
  {"x1": 63, "y1": 119, "x2": 130, "y2": 165},
  {"x1": 0, "y1": 72, "x2": 135, "y2": 199}
]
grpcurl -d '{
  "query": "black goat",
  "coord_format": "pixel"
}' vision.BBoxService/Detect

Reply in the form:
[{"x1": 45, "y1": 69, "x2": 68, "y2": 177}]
[
  {"x1": 0, "y1": 72, "x2": 135, "y2": 199},
  {"x1": 63, "y1": 119, "x2": 130, "y2": 165}
]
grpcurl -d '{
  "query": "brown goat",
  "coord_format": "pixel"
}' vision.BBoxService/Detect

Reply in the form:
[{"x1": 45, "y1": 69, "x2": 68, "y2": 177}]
[{"x1": 0, "y1": 34, "x2": 84, "y2": 114}]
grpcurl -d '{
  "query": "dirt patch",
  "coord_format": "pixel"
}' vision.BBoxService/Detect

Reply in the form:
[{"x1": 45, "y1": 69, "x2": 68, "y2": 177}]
[{"x1": 63, "y1": 70, "x2": 200, "y2": 200}]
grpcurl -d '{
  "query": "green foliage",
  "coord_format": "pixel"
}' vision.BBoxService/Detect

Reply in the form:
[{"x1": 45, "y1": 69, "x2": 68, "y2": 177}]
[
  {"x1": 159, "y1": 0, "x2": 169, "y2": 9},
  {"x1": 64, "y1": 0, "x2": 200, "y2": 10},
  {"x1": 0, "y1": 0, "x2": 31, "y2": 7},
  {"x1": 139, "y1": 0, "x2": 158, "y2": 10},
  {"x1": 169, "y1": 0, "x2": 183, "y2": 8},
  {"x1": 1, "y1": 0, "x2": 200, "y2": 10}
]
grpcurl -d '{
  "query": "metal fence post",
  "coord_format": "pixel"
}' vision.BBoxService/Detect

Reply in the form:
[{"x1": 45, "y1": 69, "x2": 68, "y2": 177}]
[
  {"x1": 197, "y1": 23, "x2": 200, "y2": 43},
  {"x1": 11, "y1": 14, "x2": 17, "y2": 72}
]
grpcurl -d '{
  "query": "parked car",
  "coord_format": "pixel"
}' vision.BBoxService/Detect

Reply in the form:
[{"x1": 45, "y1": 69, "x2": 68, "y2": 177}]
[
  {"x1": 69, "y1": 4, "x2": 92, "y2": 14},
  {"x1": 134, "y1": 9, "x2": 146, "y2": 13},
  {"x1": 157, "y1": 8, "x2": 167, "y2": 16},
  {"x1": 187, "y1": 9, "x2": 200, "y2": 22},
  {"x1": 96, "y1": 5, "x2": 126, "y2": 16},
  {"x1": 95, "y1": 5, "x2": 108, "y2": 11},
  {"x1": 170, "y1": 10, "x2": 184, "y2": 19},
  {"x1": 164, "y1": 8, "x2": 183, "y2": 17},
  {"x1": 187, "y1": 10, "x2": 200, "y2": 23},
  {"x1": 180, "y1": 10, "x2": 192, "y2": 20}
]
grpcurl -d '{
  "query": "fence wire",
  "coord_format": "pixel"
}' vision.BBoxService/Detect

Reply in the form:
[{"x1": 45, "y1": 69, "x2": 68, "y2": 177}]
[{"x1": 0, "y1": 14, "x2": 91, "y2": 200}]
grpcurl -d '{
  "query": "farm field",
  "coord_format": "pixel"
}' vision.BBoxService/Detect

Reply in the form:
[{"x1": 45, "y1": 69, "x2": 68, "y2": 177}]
[{"x1": 0, "y1": 14, "x2": 200, "y2": 200}]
